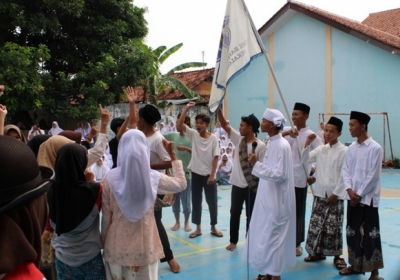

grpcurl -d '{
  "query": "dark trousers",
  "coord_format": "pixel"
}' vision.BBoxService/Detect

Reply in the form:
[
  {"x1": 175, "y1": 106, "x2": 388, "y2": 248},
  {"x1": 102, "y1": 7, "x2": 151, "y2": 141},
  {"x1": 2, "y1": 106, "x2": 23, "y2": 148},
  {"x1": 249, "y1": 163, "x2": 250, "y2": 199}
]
[
  {"x1": 229, "y1": 185, "x2": 256, "y2": 244},
  {"x1": 154, "y1": 208, "x2": 173, "y2": 262},
  {"x1": 295, "y1": 186, "x2": 308, "y2": 246},
  {"x1": 346, "y1": 202, "x2": 383, "y2": 272},
  {"x1": 191, "y1": 172, "x2": 218, "y2": 225}
]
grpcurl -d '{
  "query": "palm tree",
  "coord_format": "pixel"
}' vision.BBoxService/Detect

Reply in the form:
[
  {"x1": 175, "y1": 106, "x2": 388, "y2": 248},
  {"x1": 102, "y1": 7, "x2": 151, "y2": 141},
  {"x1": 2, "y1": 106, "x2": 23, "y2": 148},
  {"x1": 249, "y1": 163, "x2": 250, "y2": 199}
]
[{"x1": 141, "y1": 43, "x2": 207, "y2": 106}]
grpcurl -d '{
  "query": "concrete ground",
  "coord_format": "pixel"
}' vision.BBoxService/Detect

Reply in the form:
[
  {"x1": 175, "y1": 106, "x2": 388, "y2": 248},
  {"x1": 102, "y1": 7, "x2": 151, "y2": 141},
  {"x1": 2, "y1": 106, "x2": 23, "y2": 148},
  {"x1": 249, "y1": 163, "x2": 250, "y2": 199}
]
[{"x1": 157, "y1": 169, "x2": 400, "y2": 279}]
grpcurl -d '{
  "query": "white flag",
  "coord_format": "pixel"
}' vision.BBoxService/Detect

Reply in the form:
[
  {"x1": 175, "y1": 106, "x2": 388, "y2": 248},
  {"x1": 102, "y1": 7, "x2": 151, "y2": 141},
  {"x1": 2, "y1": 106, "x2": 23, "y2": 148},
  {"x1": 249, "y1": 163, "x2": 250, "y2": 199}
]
[{"x1": 208, "y1": 0, "x2": 262, "y2": 114}]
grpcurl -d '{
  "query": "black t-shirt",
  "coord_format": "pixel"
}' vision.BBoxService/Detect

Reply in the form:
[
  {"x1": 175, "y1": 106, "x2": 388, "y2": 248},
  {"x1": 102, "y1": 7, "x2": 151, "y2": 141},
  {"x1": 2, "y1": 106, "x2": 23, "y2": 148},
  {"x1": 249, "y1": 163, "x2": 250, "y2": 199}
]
[{"x1": 109, "y1": 137, "x2": 118, "y2": 168}]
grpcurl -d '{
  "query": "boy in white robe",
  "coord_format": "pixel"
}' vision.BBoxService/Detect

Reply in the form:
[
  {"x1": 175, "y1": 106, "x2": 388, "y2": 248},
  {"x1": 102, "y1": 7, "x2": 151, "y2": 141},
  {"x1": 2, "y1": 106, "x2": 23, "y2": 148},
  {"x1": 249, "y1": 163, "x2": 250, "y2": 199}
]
[{"x1": 243, "y1": 108, "x2": 296, "y2": 280}]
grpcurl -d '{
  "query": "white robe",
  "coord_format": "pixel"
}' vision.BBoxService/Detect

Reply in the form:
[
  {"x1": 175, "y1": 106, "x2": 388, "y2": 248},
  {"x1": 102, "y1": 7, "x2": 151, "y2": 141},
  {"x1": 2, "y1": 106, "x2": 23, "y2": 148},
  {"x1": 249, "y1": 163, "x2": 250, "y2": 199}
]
[{"x1": 243, "y1": 133, "x2": 296, "y2": 275}]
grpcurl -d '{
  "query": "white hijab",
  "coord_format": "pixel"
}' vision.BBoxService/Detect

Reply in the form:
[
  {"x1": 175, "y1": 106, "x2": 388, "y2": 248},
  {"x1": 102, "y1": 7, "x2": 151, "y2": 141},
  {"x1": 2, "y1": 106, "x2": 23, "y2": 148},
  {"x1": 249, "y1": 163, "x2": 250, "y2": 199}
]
[
  {"x1": 159, "y1": 122, "x2": 168, "y2": 134},
  {"x1": 91, "y1": 158, "x2": 110, "y2": 182},
  {"x1": 218, "y1": 153, "x2": 233, "y2": 173},
  {"x1": 48, "y1": 121, "x2": 63, "y2": 135},
  {"x1": 220, "y1": 136, "x2": 229, "y2": 147},
  {"x1": 168, "y1": 122, "x2": 177, "y2": 132},
  {"x1": 103, "y1": 146, "x2": 113, "y2": 169},
  {"x1": 106, "y1": 129, "x2": 161, "y2": 222}
]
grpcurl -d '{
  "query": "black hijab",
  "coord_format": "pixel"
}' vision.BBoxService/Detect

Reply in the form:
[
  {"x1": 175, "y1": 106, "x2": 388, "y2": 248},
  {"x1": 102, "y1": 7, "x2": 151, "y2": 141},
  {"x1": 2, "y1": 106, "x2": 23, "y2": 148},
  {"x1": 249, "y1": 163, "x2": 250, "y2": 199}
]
[
  {"x1": 27, "y1": 134, "x2": 51, "y2": 158},
  {"x1": 48, "y1": 143, "x2": 100, "y2": 235}
]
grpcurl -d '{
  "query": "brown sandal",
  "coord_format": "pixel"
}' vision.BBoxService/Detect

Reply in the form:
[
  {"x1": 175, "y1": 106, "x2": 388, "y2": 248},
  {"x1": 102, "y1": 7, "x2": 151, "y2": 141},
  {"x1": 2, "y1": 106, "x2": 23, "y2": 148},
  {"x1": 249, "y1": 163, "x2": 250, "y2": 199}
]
[
  {"x1": 339, "y1": 266, "x2": 362, "y2": 276},
  {"x1": 304, "y1": 254, "x2": 326, "y2": 262},
  {"x1": 334, "y1": 258, "x2": 347, "y2": 270}
]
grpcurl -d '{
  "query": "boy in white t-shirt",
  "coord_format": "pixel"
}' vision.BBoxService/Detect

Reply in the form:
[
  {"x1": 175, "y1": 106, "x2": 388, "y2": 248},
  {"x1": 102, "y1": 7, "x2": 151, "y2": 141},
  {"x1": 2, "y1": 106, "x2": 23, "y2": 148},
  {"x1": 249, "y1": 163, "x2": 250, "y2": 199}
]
[
  {"x1": 177, "y1": 102, "x2": 222, "y2": 238},
  {"x1": 125, "y1": 86, "x2": 181, "y2": 273}
]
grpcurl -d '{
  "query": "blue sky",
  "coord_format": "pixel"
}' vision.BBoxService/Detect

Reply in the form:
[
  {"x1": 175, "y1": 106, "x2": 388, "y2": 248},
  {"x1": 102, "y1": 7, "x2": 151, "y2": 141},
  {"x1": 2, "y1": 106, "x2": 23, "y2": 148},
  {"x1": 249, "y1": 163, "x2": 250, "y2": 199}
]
[{"x1": 134, "y1": 0, "x2": 400, "y2": 74}]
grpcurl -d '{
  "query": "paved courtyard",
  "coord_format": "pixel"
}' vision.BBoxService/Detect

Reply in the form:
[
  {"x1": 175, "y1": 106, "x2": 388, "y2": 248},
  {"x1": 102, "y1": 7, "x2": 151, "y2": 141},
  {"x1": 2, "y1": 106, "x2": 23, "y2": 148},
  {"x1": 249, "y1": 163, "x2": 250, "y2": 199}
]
[{"x1": 157, "y1": 169, "x2": 400, "y2": 279}]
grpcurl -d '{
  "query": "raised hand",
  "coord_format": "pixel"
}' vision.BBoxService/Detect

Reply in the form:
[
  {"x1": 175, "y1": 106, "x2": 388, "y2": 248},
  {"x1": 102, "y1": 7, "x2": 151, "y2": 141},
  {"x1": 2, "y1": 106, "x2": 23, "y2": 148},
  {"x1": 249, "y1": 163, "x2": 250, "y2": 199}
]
[
  {"x1": 305, "y1": 133, "x2": 317, "y2": 147},
  {"x1": 84, "y1": 169, "x2": 95, "y2": 182},
  {"x1": 186, "y1": 101, "x2": 196, "y2": 108},
  {"x1": 88, "y1": 124, "x2": 99, "y2": 138},
  {"x1": 125, "y1": 86, "x2": 139, "y2": 103},
  {"x1": 162, "y1": 138, "x2": 176, "y2": 160},
  {"x1": 287, "y1": 127, "x2": 299, "y2": 138},
  {"x1": 99, "y1": 104, "x2": 110, "y2": 125},
  {"x1": 0, "y1": 104, "x2": 7, "y2": 117},
  {"x1": 0, "y1": 104, "x2": 6, "y2": 136}
]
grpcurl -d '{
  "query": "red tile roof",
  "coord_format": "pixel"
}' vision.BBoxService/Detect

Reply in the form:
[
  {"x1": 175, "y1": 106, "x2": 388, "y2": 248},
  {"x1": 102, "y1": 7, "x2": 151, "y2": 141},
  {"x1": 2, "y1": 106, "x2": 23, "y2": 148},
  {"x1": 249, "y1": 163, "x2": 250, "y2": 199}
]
[
  {"x1": 259, "y1": 1, "x2": 400, "y2": 55},
  {"x1": 157, "y1": 68, "x2": 214, "y2": 101},
  {"x1": 123, "y1": 68, "x2": 214, "y2": 103},
  {"x1": 169, "y1": 68, "x2": 214, "y2": 90},
  {"x1": 362, "y1": 8, "x2": 400, "y2": 38}
]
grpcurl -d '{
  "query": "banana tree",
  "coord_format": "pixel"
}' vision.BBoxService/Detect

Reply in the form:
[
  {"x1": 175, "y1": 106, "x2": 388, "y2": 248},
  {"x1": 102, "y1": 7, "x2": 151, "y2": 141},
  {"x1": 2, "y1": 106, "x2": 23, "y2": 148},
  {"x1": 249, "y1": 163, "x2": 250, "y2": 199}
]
[{"x1": 141, "y1": 43, "x2": 207, "y2": 107}]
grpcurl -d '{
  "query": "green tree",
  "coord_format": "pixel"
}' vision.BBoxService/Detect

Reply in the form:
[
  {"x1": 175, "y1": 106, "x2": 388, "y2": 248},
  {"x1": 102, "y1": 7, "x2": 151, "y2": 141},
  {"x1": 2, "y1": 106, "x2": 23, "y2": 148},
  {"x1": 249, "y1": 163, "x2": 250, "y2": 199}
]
[
  {"x1": 0, "y1": 43, "x2": 50, "y2": 113},
  {"x1": 141, "y1": 43, "x2": 207, "y2": 106},
  {"x1": 0, "y1": 0, "x2": 155, "y2": 123}
]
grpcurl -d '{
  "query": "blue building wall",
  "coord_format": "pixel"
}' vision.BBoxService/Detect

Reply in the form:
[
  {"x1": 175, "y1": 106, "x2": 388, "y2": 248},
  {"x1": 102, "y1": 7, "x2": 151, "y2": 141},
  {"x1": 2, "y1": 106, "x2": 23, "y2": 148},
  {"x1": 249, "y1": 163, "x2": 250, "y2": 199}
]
[
  {"x1": 331, "y1": 28, "x2": 400, "y2": 158},
  {"x1": 227, "y1": 13, "x2": 400, "y2": 159}
]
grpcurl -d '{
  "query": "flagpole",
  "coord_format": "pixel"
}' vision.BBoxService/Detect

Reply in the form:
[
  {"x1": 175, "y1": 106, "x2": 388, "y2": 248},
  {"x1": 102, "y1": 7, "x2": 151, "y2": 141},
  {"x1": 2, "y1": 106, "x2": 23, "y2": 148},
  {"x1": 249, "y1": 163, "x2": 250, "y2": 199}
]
[{"x1": 240, "y1": 0, "x2": 314, "y2": 195}]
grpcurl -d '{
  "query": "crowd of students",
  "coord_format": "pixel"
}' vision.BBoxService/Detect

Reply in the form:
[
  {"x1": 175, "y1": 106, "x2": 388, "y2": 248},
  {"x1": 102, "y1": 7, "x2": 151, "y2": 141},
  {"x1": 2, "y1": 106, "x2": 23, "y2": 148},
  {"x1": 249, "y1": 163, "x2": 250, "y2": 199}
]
[{"x1": 0, "y1": 84, "x2": 384, "y2": 280}]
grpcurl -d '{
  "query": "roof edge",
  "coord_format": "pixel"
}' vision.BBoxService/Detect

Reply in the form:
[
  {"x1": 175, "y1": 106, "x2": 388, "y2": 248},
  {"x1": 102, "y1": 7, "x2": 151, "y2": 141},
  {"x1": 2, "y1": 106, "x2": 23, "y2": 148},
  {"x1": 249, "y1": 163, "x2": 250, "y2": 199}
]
[{"x1": 258, "y1": 1, "x2": 400, "y2": 56}]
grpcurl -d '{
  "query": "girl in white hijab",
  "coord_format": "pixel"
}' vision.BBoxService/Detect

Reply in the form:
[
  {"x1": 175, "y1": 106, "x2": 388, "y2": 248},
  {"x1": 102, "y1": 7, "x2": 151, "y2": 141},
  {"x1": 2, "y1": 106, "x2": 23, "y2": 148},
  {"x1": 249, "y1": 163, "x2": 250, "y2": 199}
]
[
  {"x1": 48, "y1": 121, "x2": 63, "y2": 135},
  {"x1": 225, "y1": 146, "x2": 234, "y2": 159},
  {"x1": 216, "y1": 153, "x2": 233, "y2": 185},
  {"x1": 159, "y1": 122, "x2": 168, "y2": 134},
  {"x1": 220, "y1": 135, "x2": 230, "y2": 147},
  {"x1": 168, "y1": 121, "x2": 177, "y2": 132},
  {"x1": 101, "y1": 129, "x2": 186, "y2": 280},
  {"x1": 90, "y1": 158, "x2": 110, "y2": 182}
]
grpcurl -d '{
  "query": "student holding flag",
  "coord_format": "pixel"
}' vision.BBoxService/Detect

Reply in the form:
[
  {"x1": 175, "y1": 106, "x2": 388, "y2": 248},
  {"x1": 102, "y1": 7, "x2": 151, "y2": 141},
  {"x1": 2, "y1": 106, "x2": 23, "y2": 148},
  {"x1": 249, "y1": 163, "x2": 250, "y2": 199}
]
[
  {"x1": 217, "y1": 108, "x2": 265, "y2": 251},
  {"x1": 243, "y1": 108, "x2": 296, "y2": 280}
]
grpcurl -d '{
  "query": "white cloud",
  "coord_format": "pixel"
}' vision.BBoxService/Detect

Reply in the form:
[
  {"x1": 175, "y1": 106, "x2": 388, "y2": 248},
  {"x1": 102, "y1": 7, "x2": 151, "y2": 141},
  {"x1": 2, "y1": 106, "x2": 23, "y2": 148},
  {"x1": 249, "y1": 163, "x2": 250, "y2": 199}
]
[{"x1": 134, "y1": 0, "x2": 399, "y2": 74}]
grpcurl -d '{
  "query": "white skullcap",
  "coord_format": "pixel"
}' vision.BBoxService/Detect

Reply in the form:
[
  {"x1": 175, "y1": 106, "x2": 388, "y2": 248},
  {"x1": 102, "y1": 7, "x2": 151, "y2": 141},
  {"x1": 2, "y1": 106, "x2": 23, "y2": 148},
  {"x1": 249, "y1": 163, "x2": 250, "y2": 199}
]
[{"x1": 263, "y1": 108, "x2": 286, "y2": 129}]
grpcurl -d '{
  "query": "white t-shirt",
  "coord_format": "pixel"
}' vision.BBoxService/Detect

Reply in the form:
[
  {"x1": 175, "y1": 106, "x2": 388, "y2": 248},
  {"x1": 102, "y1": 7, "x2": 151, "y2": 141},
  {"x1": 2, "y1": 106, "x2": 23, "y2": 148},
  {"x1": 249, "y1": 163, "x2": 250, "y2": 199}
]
[
  {"x1": 229, "y1": 129, "x2": 266, "y2": 188},
  {"x1": 146, "y1": 132, "x2": 171, "y2": 171},
  {"x1": 185, "y1": 127, "x2": 220, "y2": 176},
  {"x1": 28, "y1": 128, "x2": 45, "y2": 140}
]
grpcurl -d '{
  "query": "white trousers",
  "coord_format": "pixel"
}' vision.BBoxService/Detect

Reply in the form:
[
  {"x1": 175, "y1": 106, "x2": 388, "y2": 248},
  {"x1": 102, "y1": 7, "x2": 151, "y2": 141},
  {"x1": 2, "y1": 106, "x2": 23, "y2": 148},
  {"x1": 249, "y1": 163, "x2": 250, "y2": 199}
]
[{"x1": 105, "y1": 261, "x2": 158, "y2": 280}]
